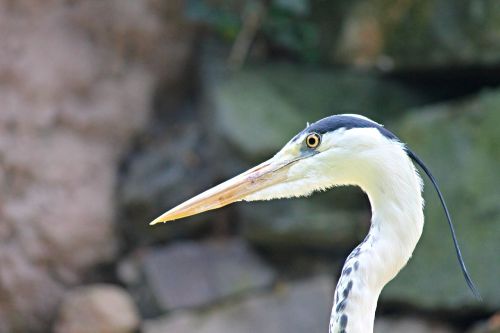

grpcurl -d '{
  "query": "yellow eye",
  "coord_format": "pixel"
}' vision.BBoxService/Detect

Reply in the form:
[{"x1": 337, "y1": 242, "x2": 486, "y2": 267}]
[{"x1": 305, "y1": 133, "x2": 321, "y2": 148}]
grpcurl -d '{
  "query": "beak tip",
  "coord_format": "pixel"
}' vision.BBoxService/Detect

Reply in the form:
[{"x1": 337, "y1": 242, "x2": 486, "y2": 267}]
[
  {"x1": 149, "y1": 217, "x2": 166, "y2": 225},
  {"x1": 150, "y1": 212, "x2": 178, "y2": 225}
]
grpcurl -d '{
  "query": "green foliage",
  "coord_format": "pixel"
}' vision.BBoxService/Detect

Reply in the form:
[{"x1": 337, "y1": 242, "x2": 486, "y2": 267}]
[
  {"x1": 186, "y1": 0, "x2": 242, "y2": 40},
  {"x1": 263, "y1": 4, "x2": 320, "y2": 63},
  {"x1": 186, "y1": 0, "x2": 321, "y2": 63}
]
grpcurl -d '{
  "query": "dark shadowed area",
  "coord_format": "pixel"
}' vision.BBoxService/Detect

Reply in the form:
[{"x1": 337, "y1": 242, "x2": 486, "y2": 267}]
[{"x1": 0, "y1": 1, "x2": 499, "y2": 332}]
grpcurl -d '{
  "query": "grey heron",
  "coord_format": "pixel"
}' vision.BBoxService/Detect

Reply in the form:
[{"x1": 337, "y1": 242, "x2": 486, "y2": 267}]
[{"x1": 150, "y1": 114, "x2": 479, "y2": 333}]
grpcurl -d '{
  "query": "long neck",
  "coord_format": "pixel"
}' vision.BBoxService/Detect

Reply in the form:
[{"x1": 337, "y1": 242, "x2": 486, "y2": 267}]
[{"x1": 329, "y1": 156, "x2": 424, "y2": 333}]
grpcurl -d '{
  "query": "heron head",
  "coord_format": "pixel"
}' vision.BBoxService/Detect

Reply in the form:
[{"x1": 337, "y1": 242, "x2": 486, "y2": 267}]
[
  {"x1": 150, "y1": 114, "x2": 404, "y2": 224},
  {"x1": 149, "y1": 114, "x2": 481, "y2": 302}
]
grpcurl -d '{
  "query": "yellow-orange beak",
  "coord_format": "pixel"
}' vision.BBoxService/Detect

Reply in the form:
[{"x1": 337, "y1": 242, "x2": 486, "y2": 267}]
[{"x1": 150, "y1": 158, "x2": 292, "y2": 225}]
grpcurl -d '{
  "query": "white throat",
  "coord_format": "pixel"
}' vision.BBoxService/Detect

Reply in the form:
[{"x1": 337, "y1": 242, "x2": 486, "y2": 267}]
[{"x1": 329, "y1": 151, "x2": 424, "y2": 333}]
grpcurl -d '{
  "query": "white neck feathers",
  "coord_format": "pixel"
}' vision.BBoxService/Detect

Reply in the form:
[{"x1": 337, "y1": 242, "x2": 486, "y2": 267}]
[{"x1": 329, "y1": 147, "x2": 424, "y2": 333}]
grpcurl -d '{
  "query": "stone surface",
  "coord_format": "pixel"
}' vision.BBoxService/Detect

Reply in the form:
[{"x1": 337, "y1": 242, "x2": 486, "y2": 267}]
[
  {"x1": 374, "y1": 317, "x2": 456, "y2": 333},
  {"x1": 331, "y1": 1, "x2": 500, "y2": 69},
  {"x1": 118, "y1": 121, "x2": 216, "y2": 245},
  {"x1": 241, "y1": 195, "x2": 369, "y2": 249},
  {"x1": 142, "y1": 275, "x2": 335, "y2": 333},
  {"x1": 142, "y1": 239, "x2": 276, "y2": 310},
  {"x1": 0, "y1": 0, "x2": 194, "y2": 331},
  {"x1": 54, "y1": 284, "x2": 140, "y2": 333},
  {"x1": 193, "y1": 1, "x2": 500, "y2": 70},
  {"x1": 468, "y1": 312, "x2": 500, "y2": 333},
  {"x1": 208, "y1": 64, "x2": 429, "y2": 158},
  {"x1": 382, "y1": 90, "x2": 500, "y2": 309}
]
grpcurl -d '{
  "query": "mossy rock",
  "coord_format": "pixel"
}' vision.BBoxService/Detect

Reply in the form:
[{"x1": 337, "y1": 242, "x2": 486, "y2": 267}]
[
  {"x1": 333, "y1": 0, "x2": 500, "y2": 69},
  {"x1": 240, "y1": 191, "x2": 370, "y2": 250},
  {"x1": 382, "y1": 89, "x2": 500, "y2": 309},
  {"x1": 210, "y1": 63, "x2": 428, "y2": 159}
]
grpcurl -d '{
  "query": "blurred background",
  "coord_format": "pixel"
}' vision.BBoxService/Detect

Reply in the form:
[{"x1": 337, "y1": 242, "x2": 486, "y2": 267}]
[{"x1": 0, "y1": 0, "x2": 499, "y2": 332}]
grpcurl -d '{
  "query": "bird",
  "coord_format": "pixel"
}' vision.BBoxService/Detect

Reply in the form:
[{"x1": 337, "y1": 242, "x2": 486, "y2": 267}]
[{"x1": 150, "y1": 114, "x2": 479, "y2": 333}]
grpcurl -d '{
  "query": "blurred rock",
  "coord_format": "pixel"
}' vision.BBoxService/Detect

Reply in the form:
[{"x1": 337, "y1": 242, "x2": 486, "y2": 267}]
[
  {"x1": 142, "y1": 275, "x2": 334, "y2": 333},
  {"x1": 54, "y1": 284, "x2": 139, "y2": 333},
  {"x1": 468, "y1": 313, "x2": 500, "y2": 333},
  {"x1": 118, "y1": 121, "x2": 216, "y2": 244},
  {"x1": 332, "y1": 1, "x2": 500, "y2": 69},
  {"x1": 117, "y1": 253, "x2": 163, "y2": 318},
  {"x1": 69, "y1": 0, "x2": 195, "y2": 85},
  {"x1": 207, "y1": 64, "x2": 430, "y2": 159},
  {"x1": 0, "y1": 0, "x2": 194, "y2": 331},
  {"x1": 241, "y1": 198, "x2": 369, "y2": 250},
  {"x1": 142, "y1": 239, "x2": 276, "y2": 311},
  {"x1": 383, "y1": 89, "x2": 500, "y2": 309},
  {"x1": 374, "y1": 317, "x2": 456, "y2": 333}
]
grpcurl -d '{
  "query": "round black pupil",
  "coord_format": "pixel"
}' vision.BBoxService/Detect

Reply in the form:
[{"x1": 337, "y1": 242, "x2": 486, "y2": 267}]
[{"x1": 308, "y1": 136, "x2": 317, "y2": 146}]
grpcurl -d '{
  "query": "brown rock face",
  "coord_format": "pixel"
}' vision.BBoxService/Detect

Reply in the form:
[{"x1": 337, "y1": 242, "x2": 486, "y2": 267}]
[
  {"x1": 54, "y1": 284, "x2": 140, "y2": 333},
  {"x1": 0, "y1": 0, "x2": 194, "y2": 331},
  {"x1": 142, "y1": 239, "x2": 276, "y2": 311},
  {"x1": 468, "y1": 312, "x2": 500, "y2": 333},
  {"x1": 142, "y1": 275, "x2": 335, "y2": 333}
]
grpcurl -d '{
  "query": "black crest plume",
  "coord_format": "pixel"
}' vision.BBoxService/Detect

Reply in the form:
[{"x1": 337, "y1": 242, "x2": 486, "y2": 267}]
[{"x1": 406, "y1": 148, "x2": 481, "y2": 300}]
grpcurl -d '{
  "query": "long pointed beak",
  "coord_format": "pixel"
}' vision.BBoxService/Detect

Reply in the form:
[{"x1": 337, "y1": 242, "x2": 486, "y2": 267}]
[{"x1": 150, "y1": 158, "x2": 290, "y2": 225}]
